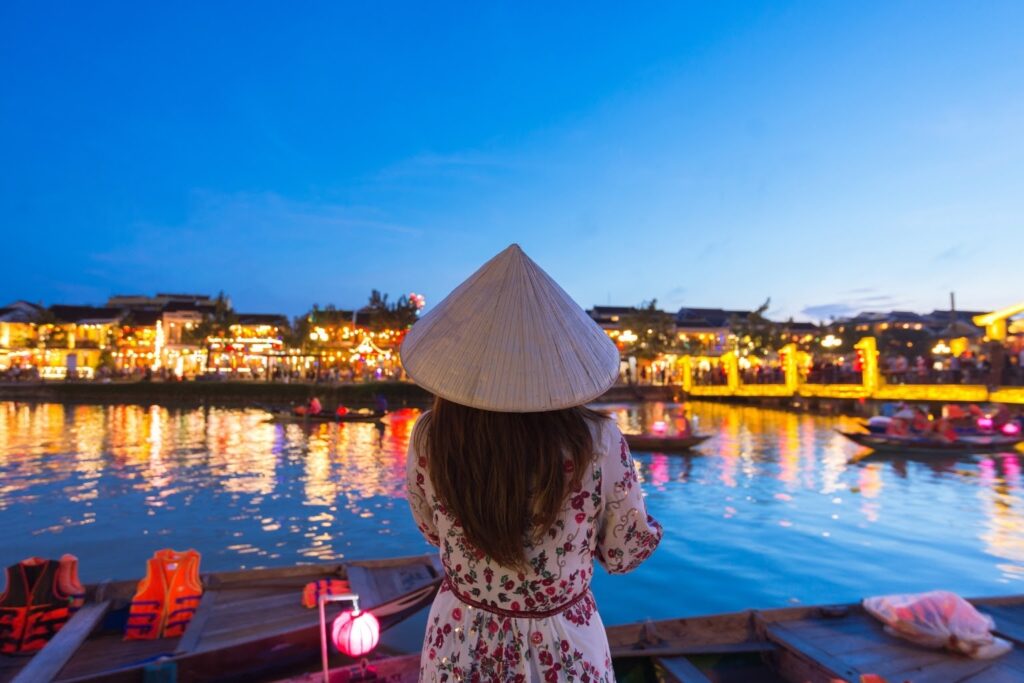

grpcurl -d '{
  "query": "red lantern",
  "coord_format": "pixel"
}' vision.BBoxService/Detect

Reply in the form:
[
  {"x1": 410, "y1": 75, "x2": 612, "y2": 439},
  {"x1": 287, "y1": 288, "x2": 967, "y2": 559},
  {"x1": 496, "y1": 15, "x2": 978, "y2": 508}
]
[{"x1": 332, "y1": 608, "x2": 380, "y2": 657}]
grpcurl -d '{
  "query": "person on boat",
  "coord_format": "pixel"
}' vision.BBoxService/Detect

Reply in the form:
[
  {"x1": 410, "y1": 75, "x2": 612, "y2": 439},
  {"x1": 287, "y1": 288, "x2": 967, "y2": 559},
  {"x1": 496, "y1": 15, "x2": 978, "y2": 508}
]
[
  {"x1": 886, "y1": 417, "x2": 910, "y2": 437},
  {"x1": 910, "y1": 407, "x2": 932, "y2": 435},
  {"x1": 402, "y1": 244, "x2": 662, "y2": 682},
  {"x1": 931, "y1": 417, "x2": 958, "y2": 443},
  {"x1": 992, "y1": 404, "x2": 1012, "y2": 430},
  {"x1": 293, "y1": 396, "x2": 322, "y2": 416}
]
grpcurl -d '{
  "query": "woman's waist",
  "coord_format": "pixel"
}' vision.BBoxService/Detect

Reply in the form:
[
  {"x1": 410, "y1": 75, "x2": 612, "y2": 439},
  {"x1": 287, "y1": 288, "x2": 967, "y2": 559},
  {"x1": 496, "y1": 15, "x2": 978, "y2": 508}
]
[{"x1": 440, "y1": 573, "x2": 591, "y2": 619}]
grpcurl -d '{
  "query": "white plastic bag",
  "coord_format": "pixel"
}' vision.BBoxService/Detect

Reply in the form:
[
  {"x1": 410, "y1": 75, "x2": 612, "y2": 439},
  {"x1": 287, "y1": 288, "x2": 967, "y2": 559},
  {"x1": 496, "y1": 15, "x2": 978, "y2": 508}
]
[{"x1": 863, "y1": 590, "x2": 1012, "y2": 659}]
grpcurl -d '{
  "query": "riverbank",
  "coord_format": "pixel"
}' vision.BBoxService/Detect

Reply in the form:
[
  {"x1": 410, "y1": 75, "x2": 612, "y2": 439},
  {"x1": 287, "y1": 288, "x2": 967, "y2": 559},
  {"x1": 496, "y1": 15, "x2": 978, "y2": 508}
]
[
  {"x1": 0, "y1": 380, "x2": 678, "y2": 409},
  {"x1": 0, "y1": 379, "x2": 432, "y2": 409}
]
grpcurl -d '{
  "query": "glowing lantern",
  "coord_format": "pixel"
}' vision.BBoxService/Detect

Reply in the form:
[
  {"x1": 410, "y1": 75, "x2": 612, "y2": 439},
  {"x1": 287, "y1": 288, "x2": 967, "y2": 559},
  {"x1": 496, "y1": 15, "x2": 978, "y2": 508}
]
[
  {"x1": 332, "y1": 608, "x2": 380, "y2": 657},
  {"x1": 978, "y1": 417, "x2": 994, "y2": 430},
  {"x1": 1003, "y1": 423, "x2": 1021, "y2": 436},
  {"x1": 651, "y1": 420, "x2": 667, "y2": 435}
]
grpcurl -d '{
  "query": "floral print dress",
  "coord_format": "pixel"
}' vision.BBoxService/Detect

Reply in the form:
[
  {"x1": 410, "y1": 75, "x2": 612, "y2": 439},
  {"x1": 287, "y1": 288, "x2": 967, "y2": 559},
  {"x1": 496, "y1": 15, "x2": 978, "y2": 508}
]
[{"x1": 406, "y1": 414, "x2": 663, "y2": 682}]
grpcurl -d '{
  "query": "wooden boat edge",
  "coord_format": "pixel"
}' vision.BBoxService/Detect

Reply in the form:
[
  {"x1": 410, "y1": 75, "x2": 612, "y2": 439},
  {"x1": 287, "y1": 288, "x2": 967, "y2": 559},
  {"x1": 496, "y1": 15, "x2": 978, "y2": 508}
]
[
  {"x1": 276, "y1": 593, "x2": 1024, "y2": 683},
  {"x1": 0, "y1": 555, "x2": 443, "y2": 683}
]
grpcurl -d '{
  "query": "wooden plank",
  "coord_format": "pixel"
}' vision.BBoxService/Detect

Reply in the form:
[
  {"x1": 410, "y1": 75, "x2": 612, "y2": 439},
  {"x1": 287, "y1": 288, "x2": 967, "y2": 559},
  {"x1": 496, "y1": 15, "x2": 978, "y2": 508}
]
[
  {"x1": 610, "y1": 640, "x2": 776, "y2": 660},
  {"x1": 762, "y1": 620, "x2": 860, "y2": 681},
  {"x1": 11, "y1": 601, "x2": 110, "y2": 683},
  {"x1": 345, "y1": 565, "x2": 380, "y2": 607},
  {"x1": 961, "y1": 663, "x2": 1022, "y2": 682},
  {"x1": 764, "y1": 611, "x2": 1024, "y2": 683},
  {"x1": 346, "y1": 563, "x2": 436, "y2": 609},
  {"x1": 984, "y1": 606, "x2": 1024, "y2": 647},
  {"x1": 656, "y1": 656, "x2": 712, "y2": 683},
  {"x1": 174, "y1": 590, "x2": 218, "y2": 654}
]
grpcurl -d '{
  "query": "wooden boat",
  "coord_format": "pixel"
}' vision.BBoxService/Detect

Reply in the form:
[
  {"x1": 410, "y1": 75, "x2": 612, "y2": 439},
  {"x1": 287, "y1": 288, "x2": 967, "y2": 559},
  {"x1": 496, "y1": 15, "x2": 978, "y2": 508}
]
[
  {"x1": 0, "y1": 554, "x2": 441, "y2": 683},
  {"x1": 281, "y1": 594, "x2": 1024, "y2": 683},
  {"x1": 838, "y1": 430, "x2": 1024, "y2": 456},
  {"x1": 624, "y1": 433, "x2": 711, "y2": 453},
  {"x1": 264, "y1": 411, "x2": 386, "y2": 425}
]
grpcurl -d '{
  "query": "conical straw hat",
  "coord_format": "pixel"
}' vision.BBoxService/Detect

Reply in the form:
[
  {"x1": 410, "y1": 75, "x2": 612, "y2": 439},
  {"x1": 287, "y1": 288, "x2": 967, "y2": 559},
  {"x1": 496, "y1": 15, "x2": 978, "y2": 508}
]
[{"x1": 400, "y1": 244, "x2": 620, "y2": 412}]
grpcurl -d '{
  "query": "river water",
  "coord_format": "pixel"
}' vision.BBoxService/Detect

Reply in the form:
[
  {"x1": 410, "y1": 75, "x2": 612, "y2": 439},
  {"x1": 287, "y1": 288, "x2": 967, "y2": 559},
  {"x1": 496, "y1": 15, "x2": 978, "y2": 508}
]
[{"x1": 2, "y1": 400, "x2": 1023, "y2": 633}]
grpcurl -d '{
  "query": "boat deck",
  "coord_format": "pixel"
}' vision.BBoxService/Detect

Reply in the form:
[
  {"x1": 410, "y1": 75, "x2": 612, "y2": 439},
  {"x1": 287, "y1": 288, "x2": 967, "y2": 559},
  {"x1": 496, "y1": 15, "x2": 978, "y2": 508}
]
[
  {"x1": 0, "y1": 557, "x2": 441, "y2": 683},
  {"x1": 760, "y1": 598, "x2": 1024, "y2": 683}
]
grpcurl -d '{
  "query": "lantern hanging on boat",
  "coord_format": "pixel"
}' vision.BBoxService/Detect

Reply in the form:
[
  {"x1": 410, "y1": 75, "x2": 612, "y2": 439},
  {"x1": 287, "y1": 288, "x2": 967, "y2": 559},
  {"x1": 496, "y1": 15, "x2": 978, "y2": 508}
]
[{"x1": 332, "y1": 608, "x2": 380, "y2": 657}]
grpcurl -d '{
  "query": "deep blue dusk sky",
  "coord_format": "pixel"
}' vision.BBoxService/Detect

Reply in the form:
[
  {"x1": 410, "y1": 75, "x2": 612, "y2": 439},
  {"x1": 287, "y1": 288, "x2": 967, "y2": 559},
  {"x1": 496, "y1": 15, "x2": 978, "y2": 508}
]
[{"x1": 3, "y1": 2, "x2": 1022, "y2": 320}]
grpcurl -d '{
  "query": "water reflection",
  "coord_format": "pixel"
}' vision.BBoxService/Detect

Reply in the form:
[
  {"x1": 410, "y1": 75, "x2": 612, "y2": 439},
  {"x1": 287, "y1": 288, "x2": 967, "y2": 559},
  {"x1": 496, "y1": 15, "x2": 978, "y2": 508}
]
[{"x1": 2, "y1": 401, "x2": 1024, "y2": 623}]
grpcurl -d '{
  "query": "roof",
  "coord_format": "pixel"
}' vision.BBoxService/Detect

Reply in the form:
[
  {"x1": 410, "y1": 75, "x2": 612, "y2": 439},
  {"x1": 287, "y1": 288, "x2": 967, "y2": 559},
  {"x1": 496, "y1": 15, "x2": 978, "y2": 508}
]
[
  {"x1": 307, "y1": 308, "x2": 376, "y2": 326},
  {"x1": 236, "y1": 313, "x2": 289, "y2": 326},
  {"x1": 162, "y1": 301, "x2": 217, "y2": 313},
  {"x1": 783, "y1": 321, "x2": 820, "y2": 332},
  {"x1": 0, "y1": 301, "x2": 45, "y2": 323},
  {"x1": 676, "y1": 307, "x2": 753, "y2": 328},
  {"x1": 155, "y1": 293, "x2": 212, "y2": 301},
  {"x1": 122, "y1": 310, "x2": 162, "y2": 326},
  {"x1": 49, "y1": 305, "x2": 124, "y2": 324},
  {"x1": 588, "y1": 306, "x2": 638, "y2": 315}
]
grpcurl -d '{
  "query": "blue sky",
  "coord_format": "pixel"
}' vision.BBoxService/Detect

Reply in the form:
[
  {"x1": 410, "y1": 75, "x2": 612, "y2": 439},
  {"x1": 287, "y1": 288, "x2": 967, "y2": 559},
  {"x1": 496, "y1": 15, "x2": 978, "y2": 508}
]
[{"x1": 2, "y1": 2, "x2": 1022, "y2": 320}]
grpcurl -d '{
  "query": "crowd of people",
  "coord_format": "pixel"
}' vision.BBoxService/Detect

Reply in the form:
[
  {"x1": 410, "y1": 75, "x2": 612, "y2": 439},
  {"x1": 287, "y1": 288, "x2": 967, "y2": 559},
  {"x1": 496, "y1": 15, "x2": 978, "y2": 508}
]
[{"x1": 881, "y1": 347, "x2": 1024, "y2": 387}]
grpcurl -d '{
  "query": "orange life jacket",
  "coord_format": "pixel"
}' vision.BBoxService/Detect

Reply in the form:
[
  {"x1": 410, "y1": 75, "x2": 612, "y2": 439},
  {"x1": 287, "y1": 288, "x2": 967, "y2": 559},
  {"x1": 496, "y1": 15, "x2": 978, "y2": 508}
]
[
  {"x1": 0, "y1": 556, "x2": 81, "y2": 654},
  {"x1": 301, "y1": 578, "x2": 351, "y2": 609},
  {"x1": 124, "y1": 549, "x2": 203, "y2": 641},
  {"x1": 58, "y1": 554, "x2": 86, "y2": 615}
]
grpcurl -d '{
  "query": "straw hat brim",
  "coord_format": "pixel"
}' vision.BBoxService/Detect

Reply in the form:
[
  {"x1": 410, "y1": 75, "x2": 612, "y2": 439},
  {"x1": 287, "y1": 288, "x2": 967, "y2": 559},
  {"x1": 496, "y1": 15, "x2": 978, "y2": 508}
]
[{"x1": 400, "y1": 244, "x2": 620, "y2": 413}]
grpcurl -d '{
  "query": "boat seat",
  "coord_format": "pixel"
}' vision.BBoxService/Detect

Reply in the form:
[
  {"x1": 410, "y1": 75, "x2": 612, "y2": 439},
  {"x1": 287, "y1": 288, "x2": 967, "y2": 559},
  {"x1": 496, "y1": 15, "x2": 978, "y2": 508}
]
[
  {"x1": 11, "y1": 600, "x2": 111, "y2": 683},
  {"x1": 174, "y1": 591, "x2": 218, "y2": 655},
  {"x1": 978, "y1": 601, "x2": 1024, "y2": 648},
  {"x1": 656, "y1": 655, "x2": 712, "y2": 682}
]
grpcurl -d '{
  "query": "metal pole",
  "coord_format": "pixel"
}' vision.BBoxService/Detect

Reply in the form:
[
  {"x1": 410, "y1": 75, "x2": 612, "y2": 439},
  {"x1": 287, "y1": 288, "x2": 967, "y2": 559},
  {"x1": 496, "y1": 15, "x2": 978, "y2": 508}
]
[{"x1": 318, "y1": 592, "x2": 360, "y2": 683}]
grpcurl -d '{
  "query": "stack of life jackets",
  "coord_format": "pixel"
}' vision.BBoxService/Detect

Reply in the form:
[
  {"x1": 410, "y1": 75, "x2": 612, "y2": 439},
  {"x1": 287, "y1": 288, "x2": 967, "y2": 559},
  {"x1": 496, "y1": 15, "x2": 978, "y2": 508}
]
[
  {"x1": 124, "y1": 549, "x2": 203, "y2": 641},
  {"x1": 0, "y1": 555, "x2": 85, "y2": 655}
]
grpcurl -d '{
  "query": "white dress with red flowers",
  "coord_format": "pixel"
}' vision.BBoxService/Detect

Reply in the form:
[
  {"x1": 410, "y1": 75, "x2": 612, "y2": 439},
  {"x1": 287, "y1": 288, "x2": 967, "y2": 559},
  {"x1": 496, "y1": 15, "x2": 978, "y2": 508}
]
[{"x1": 406, "y1": 415, "x2": 663, "y2": 682}]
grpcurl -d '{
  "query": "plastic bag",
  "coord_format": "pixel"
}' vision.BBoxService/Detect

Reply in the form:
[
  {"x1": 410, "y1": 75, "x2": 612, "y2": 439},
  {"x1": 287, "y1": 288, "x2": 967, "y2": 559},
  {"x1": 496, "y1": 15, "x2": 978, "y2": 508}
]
[{"x1": 862, "y1": 590, "x2": 1012, "y2": 659}]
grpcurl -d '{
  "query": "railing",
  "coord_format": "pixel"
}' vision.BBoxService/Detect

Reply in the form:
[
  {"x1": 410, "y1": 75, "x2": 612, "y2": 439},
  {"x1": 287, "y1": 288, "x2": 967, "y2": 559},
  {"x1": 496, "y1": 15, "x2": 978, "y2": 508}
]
[{"x1": 678, "y1": 338, "x2": 1024, "y2": 405}]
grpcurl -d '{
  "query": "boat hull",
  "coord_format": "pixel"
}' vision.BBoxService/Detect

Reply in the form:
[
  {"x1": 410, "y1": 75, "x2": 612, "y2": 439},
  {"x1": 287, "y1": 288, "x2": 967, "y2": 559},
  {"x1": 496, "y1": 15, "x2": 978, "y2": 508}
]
[
  {"x1": 0, "y1": 555, "x2": 441, "y2": 683},
  {"x1": 265, "y1": 412, "x2": 385, "y2": 425},
  {"x1": 624, "y1": 434, "x2": 710, "y2": 453},
  {"x1": 286, "y1": 594, "x2": 1024, "y2": 683},
  {"x1": 838, "y1": 430, "x2": 1023, "y2": 455}
]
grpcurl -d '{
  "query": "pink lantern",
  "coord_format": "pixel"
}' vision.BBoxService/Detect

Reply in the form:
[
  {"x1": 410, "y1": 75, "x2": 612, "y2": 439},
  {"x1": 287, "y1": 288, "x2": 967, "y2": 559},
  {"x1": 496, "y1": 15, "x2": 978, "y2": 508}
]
[
  {"x1": 652, "y1": 420, "x2": 667, "y2": 435},
  {"x1": 978, "y1": 417, "x2": 994, "y2": 430},
  {"x1": 318, "y1": 592, "x2": 379, "y2": 682},
  {"x1": 1003, "y1": 422, "x2": 1021, "y2": 436},
  {"x1": 332, "y1": 608, "x2": 380, "y2": 657}
]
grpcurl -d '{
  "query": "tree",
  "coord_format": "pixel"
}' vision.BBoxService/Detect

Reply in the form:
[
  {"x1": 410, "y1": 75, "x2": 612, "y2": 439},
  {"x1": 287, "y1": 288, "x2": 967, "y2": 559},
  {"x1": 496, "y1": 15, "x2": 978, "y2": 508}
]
[
  {"x1": 182, "y1": 292, "x2": 237, "y2": 344},
  {"x1": 365, "y1": 290, "x2": 420, "y2": 331},
  {"x1": 620, "y1": 300, "x2": 677, "y2": 360},
  {"x1": 728, "y1": 298, "x2": 785, "y2": 357}
]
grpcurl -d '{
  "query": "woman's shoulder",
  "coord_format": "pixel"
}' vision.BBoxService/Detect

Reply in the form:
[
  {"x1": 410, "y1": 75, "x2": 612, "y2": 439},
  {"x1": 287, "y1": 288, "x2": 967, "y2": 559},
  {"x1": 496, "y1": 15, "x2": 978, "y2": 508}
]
[{"x1": 586, "y1": 410, "x2": 622, "y2": 451}]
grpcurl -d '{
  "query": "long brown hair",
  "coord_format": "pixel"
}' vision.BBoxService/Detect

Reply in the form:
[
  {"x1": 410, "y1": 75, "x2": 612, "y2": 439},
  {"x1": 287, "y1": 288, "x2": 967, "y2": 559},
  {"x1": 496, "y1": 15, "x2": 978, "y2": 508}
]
[{"x1": 416, "y1": 397, "x2": 605, "y2": 567}]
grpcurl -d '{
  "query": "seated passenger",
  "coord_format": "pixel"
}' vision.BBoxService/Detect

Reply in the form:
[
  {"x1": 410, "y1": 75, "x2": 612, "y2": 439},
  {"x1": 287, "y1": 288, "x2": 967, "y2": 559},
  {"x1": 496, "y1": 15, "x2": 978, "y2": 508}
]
[
  {"x1": 886, "y1": 418, "x2": 909, "y2": 436},
  {"x1": 933, "y1": 418, "x2": 957, "y2": 443}
]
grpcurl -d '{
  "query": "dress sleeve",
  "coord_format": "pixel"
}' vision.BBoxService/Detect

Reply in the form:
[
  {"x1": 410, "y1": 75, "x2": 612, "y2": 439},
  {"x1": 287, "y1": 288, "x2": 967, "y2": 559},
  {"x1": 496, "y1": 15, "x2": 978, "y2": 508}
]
[
  {"x1": 595, "y1": 422, "x2": 663, "y2": 574},
  {"x1": 406, "y1": 413, "x2": 440, "y2": 547}
]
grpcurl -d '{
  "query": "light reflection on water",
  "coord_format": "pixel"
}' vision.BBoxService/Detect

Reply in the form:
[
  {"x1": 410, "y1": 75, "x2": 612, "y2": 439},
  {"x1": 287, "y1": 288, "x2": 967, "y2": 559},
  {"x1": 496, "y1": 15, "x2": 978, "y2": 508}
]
[{"x1": 2, "y1": 400, "x2": 1023, "y2": 627}]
